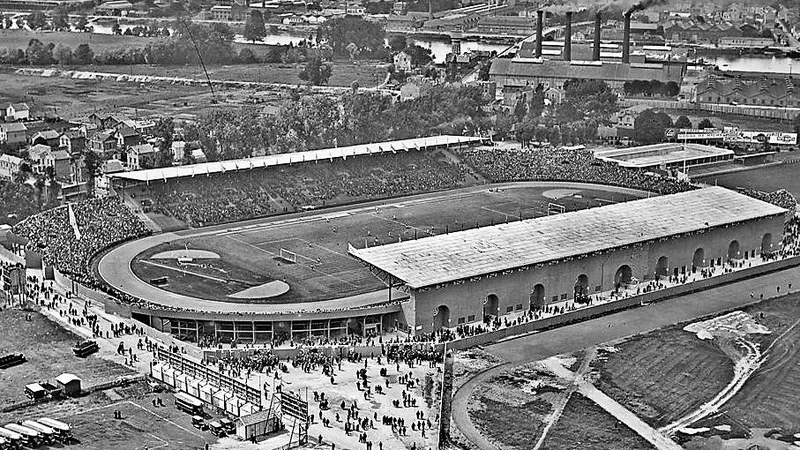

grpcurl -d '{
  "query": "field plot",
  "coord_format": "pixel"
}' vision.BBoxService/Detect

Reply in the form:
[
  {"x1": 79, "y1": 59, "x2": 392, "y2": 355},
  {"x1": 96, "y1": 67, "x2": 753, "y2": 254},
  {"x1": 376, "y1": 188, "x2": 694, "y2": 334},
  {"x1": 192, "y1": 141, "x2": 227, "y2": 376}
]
[
  {"x1": 131, "y1": 184, "x2": 643, "y2": 303},
  {"x1": 0, "y1": 29, "x2": 156, "y2": 53},
  {"x1": 0, "y1": 310, "x2": 134, "y2": 406},
  {"x1": 591, "y1": 328, "x2": 735, "y2": 428},
  {"x1": 540, "y1": 393, "x2": 655, "y2": 450},
  {"x1": 695, "y1": 163, "x2": 800, "y2": 199}
]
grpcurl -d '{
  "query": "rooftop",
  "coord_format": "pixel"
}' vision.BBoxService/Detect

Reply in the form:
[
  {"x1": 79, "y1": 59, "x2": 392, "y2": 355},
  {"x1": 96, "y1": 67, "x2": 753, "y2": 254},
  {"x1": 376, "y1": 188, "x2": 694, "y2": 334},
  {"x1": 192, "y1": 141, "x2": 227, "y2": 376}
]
[
  {"x1": 593, "y1": 143, "x2": 734, "y2": 168},
  {"x1": 0, "y1": 123, "x2": 27, "y2": 132},
  {"x1": 109, "y1": 135, "x2": 484, "y2": 183},
  {"x1": 349, "y1": 187, "x2": 785, "y2": 289},
  {"x1": 490, "y1": 58, "x2": 682, "y2": 84}
]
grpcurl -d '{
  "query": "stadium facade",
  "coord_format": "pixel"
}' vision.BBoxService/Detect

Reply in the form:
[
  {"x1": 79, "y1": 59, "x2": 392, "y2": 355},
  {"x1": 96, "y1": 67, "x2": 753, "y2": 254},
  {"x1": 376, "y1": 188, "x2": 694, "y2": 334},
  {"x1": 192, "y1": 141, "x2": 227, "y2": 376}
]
[{"x1": 350, "y1": 187, "x2": 786, "y2": 334}]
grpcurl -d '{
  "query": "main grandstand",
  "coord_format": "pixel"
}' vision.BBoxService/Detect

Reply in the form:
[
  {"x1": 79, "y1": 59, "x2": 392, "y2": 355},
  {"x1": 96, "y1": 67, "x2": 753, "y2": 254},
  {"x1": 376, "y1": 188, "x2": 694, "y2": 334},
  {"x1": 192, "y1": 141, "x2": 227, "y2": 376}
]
[{"x1": 10, "y1": 136, "x2": 799, "y2": 344}]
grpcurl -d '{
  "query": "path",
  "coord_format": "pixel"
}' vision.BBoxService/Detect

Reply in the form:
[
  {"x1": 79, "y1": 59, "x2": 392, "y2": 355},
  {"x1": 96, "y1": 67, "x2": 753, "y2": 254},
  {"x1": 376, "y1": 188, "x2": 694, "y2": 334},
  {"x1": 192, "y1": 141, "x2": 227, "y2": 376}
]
[
  {"x1": 532, "y1": 348, "x2": 596, "y2": 450},
  {"x1": 451, "y1": 264, "x2": 798, "y2": 449}
]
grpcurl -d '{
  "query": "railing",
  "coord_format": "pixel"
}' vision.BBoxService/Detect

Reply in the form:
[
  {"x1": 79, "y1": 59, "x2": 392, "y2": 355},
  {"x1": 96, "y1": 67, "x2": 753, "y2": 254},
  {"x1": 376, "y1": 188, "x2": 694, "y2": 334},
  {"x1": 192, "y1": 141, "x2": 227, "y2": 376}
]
[{"x1": 155, "y1": 346, "x2": 262, "y2": 407}]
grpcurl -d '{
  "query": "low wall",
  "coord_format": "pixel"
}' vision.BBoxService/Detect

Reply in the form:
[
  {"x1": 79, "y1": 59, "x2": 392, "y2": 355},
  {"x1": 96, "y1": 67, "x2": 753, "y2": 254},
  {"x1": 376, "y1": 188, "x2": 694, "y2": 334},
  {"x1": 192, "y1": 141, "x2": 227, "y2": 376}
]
[{"x1": 445, "y1": 255, "x2": 800, "y2": 352}]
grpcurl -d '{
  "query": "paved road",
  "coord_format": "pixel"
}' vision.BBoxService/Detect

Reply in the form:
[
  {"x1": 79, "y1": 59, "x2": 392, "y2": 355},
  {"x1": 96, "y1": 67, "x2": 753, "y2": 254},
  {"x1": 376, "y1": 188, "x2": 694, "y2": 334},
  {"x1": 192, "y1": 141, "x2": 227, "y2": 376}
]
[{"x1": 451, "y1": 264, "x2": 800, "y2": 449}]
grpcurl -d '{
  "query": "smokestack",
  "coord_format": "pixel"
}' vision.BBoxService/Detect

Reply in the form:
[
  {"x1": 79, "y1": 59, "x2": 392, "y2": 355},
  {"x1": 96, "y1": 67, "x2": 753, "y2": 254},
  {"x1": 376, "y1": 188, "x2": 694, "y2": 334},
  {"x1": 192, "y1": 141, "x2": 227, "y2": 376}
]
[
  {"x1": 564, "y1": 11, "x2": 572, "y2": 61},
  {"x1": 535, "y1": 10, "x2": 543, "y2": 58},
  {"x1": 593, "y1": 12, "x2": 601, "y2": 61},
  {"x1": 622, "y1": 12, "x2": 631, "y2": 64}
]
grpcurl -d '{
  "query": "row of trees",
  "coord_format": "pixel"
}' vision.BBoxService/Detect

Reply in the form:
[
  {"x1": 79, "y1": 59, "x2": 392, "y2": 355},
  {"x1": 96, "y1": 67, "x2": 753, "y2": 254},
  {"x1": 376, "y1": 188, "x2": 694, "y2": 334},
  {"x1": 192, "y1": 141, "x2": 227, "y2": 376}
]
[
  {"x1": 184, "y1": 85, "x2": 491, "y2": 161},
  {"x1": 623, "y1": 80, "x2": 681, "y2": 98}
]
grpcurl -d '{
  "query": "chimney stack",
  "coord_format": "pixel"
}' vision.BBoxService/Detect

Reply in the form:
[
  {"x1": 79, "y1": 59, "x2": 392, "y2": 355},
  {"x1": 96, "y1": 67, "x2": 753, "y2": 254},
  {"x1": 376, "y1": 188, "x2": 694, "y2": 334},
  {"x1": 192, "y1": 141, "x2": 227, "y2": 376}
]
[
  {"x1": 622, "y1": 12, "x2": 631, "y2": 64},
  {"x1": 564, "y1": 11, "x2": 572, "y2": 61},
  {"x1": 535, "y1": 10, "x2": 543, "y2": 58},
  {"x1": 593, "y1": 12, "x2": 602, "y2": 61}
]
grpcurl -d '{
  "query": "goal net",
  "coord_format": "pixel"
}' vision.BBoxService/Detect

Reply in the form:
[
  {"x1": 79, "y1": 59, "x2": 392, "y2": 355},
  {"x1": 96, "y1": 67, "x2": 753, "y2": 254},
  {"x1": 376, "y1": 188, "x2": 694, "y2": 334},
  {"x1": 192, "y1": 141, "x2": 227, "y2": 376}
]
[
  {"x1": 547, "y1": 202, "x2": 566, "y2": 215},
  {"x1": 278, "y1": 248, "x2": 298, "y2": 264}
]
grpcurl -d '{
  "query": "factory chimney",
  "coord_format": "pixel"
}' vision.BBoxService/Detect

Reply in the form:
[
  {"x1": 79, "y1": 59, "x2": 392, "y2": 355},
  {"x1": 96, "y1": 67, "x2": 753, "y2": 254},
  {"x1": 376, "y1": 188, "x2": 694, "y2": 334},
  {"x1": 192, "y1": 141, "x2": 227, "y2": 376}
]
[
  {"x1": 593, "y1": 12, "x2": 602, "y2": 61},
  {"x1": 622, "y1": 11, "x2": 631, "y2": 64},
  {"x1": 563, "y1": 11, "x2": 572, "y2": 61},
  {"x1": 535, "y1": 10, "x2": 543, "y2": 58}
]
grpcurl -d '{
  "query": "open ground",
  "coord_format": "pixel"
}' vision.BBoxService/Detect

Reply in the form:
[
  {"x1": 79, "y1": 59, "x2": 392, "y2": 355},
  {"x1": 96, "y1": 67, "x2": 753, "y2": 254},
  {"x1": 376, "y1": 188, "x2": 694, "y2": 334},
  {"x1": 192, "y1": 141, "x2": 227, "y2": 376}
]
[{"x1": 127, "y1": 182, "x2": 643, "y2": 303}]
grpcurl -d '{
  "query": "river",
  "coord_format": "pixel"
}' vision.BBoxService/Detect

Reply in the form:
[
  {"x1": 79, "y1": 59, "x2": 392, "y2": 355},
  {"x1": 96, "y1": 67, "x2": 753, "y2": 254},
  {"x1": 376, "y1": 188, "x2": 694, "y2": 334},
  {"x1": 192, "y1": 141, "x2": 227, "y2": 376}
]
[{"x1": 696, "y1": 55, "x2": 800, "y2": 74}]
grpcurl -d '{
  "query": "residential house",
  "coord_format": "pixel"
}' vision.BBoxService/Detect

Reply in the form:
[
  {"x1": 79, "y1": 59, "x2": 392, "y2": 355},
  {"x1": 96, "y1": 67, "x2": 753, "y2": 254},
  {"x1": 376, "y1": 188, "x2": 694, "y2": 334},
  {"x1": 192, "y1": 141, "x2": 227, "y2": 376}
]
[
  {"x1": 611, "y1": 104, "x2": 651, "y2": 129},
  {"x1": 5, "y1": 103, "x2": 30, "y2": 121},
  {"x1": 0, "y1": 123, "x2": 27, "y2": 146},
  {"x1": 89, "y1": 130, "x2": 118, "y2": 155},
  {"x1": 31, "y1": 130, "x2": 61, "y2": 147},
  {"x1": 126, "y1": 143, "x2": 156, "y2": 170},
  {"x1": 59, "y1": 130, "x2": 87, "y2": 153},
  {"x1": 28, "y1": 144, "x2": 52, "y2": 174},
  {"x1": 115, "y1": 127, "x2": 142, "y2": 150},
  {"x1": 96, "y1": 0, "x2": 134, "y2": 16},
  {"x1": 43, "y1": 149, "x2": 72, "y2": 181},
  {"x1": 96, "y1": 159, "x2": 125, "y2": 196},
  {"x1": 394, "y1": 52, "x2": 412, "y2": 72},
  {"x1": 545, "y1": 86, "x2": 565, "y2": 105},
  {"x1": 0, "y1": 154, "x2": 23, "y2": 180}
]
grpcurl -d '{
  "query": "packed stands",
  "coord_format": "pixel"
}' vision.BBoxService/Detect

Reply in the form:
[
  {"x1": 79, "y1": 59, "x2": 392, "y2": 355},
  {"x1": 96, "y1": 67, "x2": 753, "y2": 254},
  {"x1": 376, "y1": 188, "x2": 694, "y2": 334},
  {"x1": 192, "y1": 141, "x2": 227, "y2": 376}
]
[
  {"x1": 144, "y1": 151, "x2": 468, "y2": 227},
  {"x1": 12, "y1": 197, "x2": 152, "y2": 285},
  {"x1": 457, "y1": 146, "x2": 693, "y2": 195}
]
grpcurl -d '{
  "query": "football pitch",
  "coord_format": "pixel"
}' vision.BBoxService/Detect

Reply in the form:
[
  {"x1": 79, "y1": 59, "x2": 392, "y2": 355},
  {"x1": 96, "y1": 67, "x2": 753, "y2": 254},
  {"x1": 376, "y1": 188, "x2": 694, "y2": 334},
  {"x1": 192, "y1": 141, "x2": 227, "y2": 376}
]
[{"x1": 130, "y1": 183, "x2": 644, "y2": 304}]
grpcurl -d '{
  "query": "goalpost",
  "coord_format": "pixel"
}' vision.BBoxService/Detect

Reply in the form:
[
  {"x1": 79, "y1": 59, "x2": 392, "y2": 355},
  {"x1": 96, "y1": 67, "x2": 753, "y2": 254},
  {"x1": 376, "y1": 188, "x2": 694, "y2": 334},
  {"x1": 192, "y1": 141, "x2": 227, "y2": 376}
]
[
  {"x1": 547, "y1": 203, "x2": 566, "y2": 215},
  {"x1": 279, "y1": 248, "x2": 319, "y2": 266}
]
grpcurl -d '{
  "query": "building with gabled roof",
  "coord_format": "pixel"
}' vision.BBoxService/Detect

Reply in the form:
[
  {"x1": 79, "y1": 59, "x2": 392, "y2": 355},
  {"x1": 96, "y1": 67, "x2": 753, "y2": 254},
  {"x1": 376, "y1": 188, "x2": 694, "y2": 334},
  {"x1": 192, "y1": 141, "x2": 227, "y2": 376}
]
[
  {"x1": 6, "y1": 103, "x2": 30, "y2": 121},
  {"x1": 350, "y1": 187, "x2": 785, "y2": 333},
  {"x1": 0, "y1": 122, "x2": 27, "y2": 146}
]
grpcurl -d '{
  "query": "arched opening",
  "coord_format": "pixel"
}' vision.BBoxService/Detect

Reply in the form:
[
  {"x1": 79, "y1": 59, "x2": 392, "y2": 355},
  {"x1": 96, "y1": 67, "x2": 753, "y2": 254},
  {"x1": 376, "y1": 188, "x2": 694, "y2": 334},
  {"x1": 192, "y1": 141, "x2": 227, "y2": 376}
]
[
  {"x1": 433, "y1": 305, "x2": 450, "y2": 331},
  {"x1": 530, "y1": 284, "x2": 546, "y2": 309},
  {"x1": 728, "y1": 240, "x2": 740, "y2": 261},
  {"x1": 761, "y1": 233, "x2": 773, "y2": 255},
  {"x1": 615, "y1": 265, "x2": 632, "y2": 289},
  {"x1": 692, "y1": 248, "x2": 705, "y2": 271},
  {"x1": 484, "y1": 294, "x2": 499, "y2": 320},
  {"x1": 656, "y1": 256, "x2": 669, "y2": 278},
  {"x1": 574, "y1": 274, "x2": 589, "y2": 304}
]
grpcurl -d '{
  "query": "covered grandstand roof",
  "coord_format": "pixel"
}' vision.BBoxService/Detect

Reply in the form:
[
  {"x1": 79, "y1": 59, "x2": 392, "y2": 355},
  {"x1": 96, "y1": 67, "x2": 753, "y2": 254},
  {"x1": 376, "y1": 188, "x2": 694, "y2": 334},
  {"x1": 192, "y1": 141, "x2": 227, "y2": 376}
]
[
  {"x1": 109, "y1": 135, "x2": 484, "y2": 183},
  {"x1": 594, "y1": 143, "x2": 734, "y2": 169},
  {"x1": 349, "y1": 187, "x2": 785, "y2": 289}
]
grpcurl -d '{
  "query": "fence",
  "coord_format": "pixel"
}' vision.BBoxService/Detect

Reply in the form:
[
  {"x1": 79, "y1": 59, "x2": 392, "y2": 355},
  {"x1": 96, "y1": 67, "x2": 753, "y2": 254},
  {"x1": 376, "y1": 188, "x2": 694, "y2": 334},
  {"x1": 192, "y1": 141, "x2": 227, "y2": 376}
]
[
  {"x1": 155, "y1": 346, "x2": 262, "y2": 407},
  {"x1": 444, "y1": 255, "x2": 800, "y2": 352},
  {"x1": 203, "y1": 342, "x2": 436, "y2": 363},
  {"x1": 619, "y1": 98, "x2": 800, "y2": 120}
]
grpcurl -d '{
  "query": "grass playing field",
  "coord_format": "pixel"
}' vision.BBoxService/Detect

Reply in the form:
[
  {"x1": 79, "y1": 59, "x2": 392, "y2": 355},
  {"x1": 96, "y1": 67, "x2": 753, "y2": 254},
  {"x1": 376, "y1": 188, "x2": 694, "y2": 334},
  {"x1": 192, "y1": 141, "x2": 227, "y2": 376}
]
[
  {"x1": 695, "y1": 162, "x2": 800, "y2": 199},
  {"x1": 130, "y1": 183, "x2": 644, "y2": 303}
]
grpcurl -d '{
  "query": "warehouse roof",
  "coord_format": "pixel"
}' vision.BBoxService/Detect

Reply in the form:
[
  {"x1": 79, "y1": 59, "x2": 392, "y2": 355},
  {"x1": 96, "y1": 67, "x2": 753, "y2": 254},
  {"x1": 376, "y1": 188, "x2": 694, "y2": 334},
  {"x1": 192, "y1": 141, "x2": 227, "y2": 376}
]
[
  {"x1": 349, "y1": 187, "x2": 785, "y2": 289},
  {"x1": 490, "y1": 58, "x2": 682, "y2": 84},
  {"x1": 109, "y1": 135, "x2": 484, "y2": 183}
]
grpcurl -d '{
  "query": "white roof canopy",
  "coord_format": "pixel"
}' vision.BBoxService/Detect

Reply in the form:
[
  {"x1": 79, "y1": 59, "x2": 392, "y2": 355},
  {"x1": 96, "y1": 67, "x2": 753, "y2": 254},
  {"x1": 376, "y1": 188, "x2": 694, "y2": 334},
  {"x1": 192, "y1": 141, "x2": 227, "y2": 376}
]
[
  {"x1": 350, "y1": 187, "x2": 786, "y2": 289},
  {"x1": 109, "y1": 135, "x2": 483, "y2": 183}
]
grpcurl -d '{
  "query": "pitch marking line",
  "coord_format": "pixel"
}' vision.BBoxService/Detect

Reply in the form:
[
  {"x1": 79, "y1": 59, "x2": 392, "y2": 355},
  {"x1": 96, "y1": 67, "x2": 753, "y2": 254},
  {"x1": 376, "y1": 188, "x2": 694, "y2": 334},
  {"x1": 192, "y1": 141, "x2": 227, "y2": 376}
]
[{"x1": 225, "y1": 235, "x2": 358, "y2": 288}]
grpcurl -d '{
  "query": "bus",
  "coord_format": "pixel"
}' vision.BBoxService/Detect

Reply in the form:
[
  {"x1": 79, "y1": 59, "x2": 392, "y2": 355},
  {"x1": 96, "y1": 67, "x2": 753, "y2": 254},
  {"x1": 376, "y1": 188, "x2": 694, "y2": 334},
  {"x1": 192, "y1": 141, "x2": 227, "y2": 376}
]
[
  {"x1": 0, "y1": 426, "x2": 25, "y2": 448},
  {"x1": 21, "y1": 421, "x2": 55, "y2": 445},
  {"x1": 36, "y1": 418, "x2": 71, "y2": 442},
  {"x1": 175, "y1": 392, "x2": 204, "y2": 416},
  {"x1": 4, "y1": 424, "x2": 40, "y2": 447}
]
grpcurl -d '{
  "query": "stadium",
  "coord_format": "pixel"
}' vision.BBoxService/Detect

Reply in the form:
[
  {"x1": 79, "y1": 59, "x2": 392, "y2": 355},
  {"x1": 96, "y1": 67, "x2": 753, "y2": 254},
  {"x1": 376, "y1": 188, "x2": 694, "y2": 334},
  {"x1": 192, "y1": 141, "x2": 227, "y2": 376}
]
[{"x1": 10, "y1": 136, "x2": 797, "y2": 345}]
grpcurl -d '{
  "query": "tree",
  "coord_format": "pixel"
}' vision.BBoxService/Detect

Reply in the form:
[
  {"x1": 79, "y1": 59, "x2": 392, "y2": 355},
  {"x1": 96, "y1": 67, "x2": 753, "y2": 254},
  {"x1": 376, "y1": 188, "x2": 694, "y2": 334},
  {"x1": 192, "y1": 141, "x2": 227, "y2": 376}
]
[
  {"x1": 54, "y1": 44, "x2": 73, "y2": 65},
  {"x1": 698, "y1": 118, "x2": 715, "y2": 129},
  {"x1": 74, "y1": 43, "x2": 94, "y2": 65},
  {"x1": 388, "y1": 34, "x2": 407, "y2": 52},
  {"x1": 27, "y1": 11, "x2": 47, "y2": 30},
  {"x1": 404, "y1": 44, "x2": 432, "y2": 67},
  {"x1": 26, "y1": 39, "x2": 54, "y2": 65},
  {"x1": 74, "y1": 14, "x2": 89, "y2": 32},
  {"x1": 152, "y1": 117, "x2": 175, "y2": 165},
  {"x1": 318, "y1": 16, "x2": 386, "y2": 59},
  {"x1": 243, "y1": 10, "x2": 266, "y2": 43},
  {"x1": 298, "y1": 57, "x2": 332, "y2": 85},
  {"x1": 634, "y1": 109, "x2": 673, "y2": 145},
  {"x1": 51, "y1": 8, "x2": 69, "y2": 31},
  {"x1": 238, "y1": 47, "x2": 257, "y2": 63},
  {"x1": 793, "y1": 114, "x2": 800, "y2": 136},
  {"x1": 83, "y1": 151, "x2": 100, "y2": 197},
  {"x1": 674, "y1": 115, "x2": 692, "y2": 129},
  {"x1": 111, "y1": 21, "x2": 121, "y2": 35}
]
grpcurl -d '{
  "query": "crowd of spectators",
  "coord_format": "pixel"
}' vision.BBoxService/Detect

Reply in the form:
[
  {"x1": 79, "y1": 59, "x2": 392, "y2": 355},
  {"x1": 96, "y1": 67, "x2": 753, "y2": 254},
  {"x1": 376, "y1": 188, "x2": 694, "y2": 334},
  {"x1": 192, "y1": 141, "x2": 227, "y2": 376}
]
[
  {"x1": 736, "y1": 188, "x2": 797, "y2": 214},
  {"x1": 11, "y1": 197, "x2": 152, "y2": 286},
  {"x1": 458, "y1": 146, "x2": 694, "y2": 194},
  {"x1": 144, "y1": 151, "x2": 468, "y2": 227}
]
